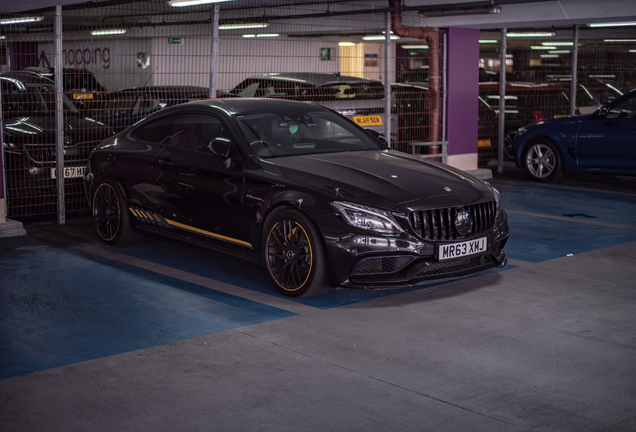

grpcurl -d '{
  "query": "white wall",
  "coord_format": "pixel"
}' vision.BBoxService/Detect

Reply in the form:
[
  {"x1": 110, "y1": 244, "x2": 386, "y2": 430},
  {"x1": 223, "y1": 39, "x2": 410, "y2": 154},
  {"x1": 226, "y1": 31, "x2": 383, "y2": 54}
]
[
  {"x1": 37, "y1": 39, "x2": 152, "y2": 91},
  {"x1": 151, "y1": 36, "x2": 341, "y2": 91}
]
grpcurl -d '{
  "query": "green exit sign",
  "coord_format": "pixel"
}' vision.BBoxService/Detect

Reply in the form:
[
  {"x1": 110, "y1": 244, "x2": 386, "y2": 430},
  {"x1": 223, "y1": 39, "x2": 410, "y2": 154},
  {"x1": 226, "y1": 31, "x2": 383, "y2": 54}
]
[
  {"x1": 320, "y1": 48, "x2": 333, "y2": 61},
  {"x1": 168, "y1": 38, "x2": 183, "y2": 45}
]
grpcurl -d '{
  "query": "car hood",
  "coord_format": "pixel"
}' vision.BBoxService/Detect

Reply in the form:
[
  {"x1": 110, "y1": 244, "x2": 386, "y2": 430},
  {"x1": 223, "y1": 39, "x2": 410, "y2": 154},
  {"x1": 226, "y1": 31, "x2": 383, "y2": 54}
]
[
  {"x1": 3, "y1": 115, "x2": 112, "y2": 145},
  {"x1": 527, "y1": 113, "x2": 589, "y2": 131},
  {"x1": 262, "y1": 150, "x2": 493, "y2": 210}
]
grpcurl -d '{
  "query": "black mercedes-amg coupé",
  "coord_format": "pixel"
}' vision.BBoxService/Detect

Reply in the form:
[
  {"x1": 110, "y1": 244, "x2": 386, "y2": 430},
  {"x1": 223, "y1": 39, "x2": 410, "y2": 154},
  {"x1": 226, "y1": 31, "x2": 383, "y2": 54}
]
[{"x1": 84, "y1": 98, "x2": 509, "y2": 297}]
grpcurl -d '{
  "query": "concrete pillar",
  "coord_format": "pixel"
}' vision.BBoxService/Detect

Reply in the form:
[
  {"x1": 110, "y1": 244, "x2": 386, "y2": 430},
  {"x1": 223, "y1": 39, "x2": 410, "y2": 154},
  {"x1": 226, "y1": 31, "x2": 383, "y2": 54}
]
[{"x1": 445, "y1": 27, "x2": 483, "y2": 174}]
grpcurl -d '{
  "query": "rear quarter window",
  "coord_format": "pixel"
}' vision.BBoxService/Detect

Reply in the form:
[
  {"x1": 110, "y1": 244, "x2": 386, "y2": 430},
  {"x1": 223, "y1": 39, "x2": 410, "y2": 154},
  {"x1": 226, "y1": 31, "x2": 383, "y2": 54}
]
[{"x1": 132, "y1": 115, "x2": 176, "y2": 143}]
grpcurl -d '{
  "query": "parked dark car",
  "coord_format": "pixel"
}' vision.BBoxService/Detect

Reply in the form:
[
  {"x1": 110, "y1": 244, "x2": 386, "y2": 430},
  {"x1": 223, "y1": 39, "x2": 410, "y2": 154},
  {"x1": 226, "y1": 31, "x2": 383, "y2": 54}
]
[
  {"x1": 88, "y1": 86, "x2": 235, "y2": 132},
  {"x1": 478, "y1": 81, "x2": 566, "y2": 163},
  {"x1": 514, "y1": 88, "x2": 636, "y2": 181},
  {"x1": 21, "y1": 67, "x2": 107, "y2": 108},
  {"x1": 231, "y1": 73, "x2": 387, "y2": 133},
  {"x1": 84, "y1": 98, "x2": 509, "y2": 297},
  {"x1": 1, "y1": 72, "x2": 114, "y2": 215},
  {"x1": 231, "y1": 73, "x2": 436, "y2": 153}
]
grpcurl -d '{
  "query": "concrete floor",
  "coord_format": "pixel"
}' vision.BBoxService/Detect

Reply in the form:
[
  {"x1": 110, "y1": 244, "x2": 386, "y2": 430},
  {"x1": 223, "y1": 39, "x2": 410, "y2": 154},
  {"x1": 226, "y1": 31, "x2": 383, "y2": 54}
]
[{"x1": 1, "y1": 169, "x2": 636, "y2": 431}]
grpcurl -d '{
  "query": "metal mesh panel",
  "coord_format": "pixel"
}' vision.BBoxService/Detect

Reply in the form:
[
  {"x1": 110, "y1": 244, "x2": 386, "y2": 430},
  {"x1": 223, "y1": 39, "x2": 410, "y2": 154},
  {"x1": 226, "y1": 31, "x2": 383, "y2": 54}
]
[
  {"x1": 478, "y1": 26, "x2": 636, "y2": 167},
  {"x1": 352, "y1": 255, "x2": 416, "y2": 276},
  {"x1": 1, "y1": 2, "x2": 446, "y2": 219}
]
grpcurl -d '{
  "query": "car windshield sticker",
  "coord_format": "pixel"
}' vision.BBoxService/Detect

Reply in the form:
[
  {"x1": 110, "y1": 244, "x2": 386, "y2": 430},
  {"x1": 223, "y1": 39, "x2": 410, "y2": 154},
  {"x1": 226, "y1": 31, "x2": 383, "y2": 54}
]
[{"x1": 289, "y1": 124, "x2": 298, "y2": 134}]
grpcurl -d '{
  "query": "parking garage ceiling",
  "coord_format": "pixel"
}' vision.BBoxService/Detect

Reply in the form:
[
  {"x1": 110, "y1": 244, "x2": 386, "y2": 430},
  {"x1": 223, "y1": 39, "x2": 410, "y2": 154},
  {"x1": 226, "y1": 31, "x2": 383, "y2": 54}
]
[{"x1": 1, "y1": 0, "x2": 636, "y2": 29}]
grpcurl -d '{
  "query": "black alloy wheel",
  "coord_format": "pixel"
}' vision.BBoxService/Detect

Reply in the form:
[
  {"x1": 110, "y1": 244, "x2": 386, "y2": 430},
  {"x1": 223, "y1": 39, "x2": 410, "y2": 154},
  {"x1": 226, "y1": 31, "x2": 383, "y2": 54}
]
[
  {"x1": 92, "y1": 178, "x2": 142, "y2": 245},
  {"x1": 523, "y1": 139, "x2": 563, "y2": 182},
  {"x1": 264, "y1": 208, "x2": 330, "y2": 297}
]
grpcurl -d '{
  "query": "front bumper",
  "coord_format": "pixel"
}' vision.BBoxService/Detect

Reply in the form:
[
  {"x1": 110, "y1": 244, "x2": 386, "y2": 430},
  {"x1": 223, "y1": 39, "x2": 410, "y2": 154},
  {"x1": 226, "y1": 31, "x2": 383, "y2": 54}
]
[{"x1": 322, "y1": 210, "x2": 509, "y2": 288}]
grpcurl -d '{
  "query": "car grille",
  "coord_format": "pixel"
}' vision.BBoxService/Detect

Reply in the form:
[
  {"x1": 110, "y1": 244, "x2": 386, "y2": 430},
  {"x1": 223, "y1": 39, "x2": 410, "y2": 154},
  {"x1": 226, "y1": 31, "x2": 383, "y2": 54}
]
[
  {"x1": 24, "y1": 141, "x2": 99, "y2": 165},
  {"x1": 407, "y1": 201, "x2": 496, "y2": 241},
  {"x1": 352, "y1": 256, "x2": 417, "y2": 275}
]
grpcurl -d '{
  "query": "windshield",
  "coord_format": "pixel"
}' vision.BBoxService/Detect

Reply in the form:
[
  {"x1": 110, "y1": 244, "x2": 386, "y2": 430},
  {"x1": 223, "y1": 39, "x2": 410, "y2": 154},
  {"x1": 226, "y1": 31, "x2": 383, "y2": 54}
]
[
  {"x1": 2, "y1": 82, "x2": 79, "y2": 117},
  {"x1": 236, "y1": 109, "x2": 384, "y2": 158}
]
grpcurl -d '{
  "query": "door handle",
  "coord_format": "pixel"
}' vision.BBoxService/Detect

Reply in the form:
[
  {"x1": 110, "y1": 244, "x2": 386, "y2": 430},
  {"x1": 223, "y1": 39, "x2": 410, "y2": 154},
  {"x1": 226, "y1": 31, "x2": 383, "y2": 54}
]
[{"x1": 158, "y1": 159, "x2": 173, "y2": 167}]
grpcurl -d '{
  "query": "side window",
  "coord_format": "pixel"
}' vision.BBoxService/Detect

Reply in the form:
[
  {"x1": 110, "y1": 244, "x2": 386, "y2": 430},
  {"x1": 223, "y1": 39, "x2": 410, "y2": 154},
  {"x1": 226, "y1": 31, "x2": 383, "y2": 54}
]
[
  {"x1": 165, "y1": 113, "x2": 232, "y2": 152},
  {"x1": 606, "y1": 94, "x2": 636, "y2": 119},
  {"x1": 238, "y1": 82, "x2": 260, "y2": 98},
  {"x1": 133, "y1": 115, "x2": 177, "y2": 143},
  {"x1": 132, "y1": 95, "x2": 162, "y2": 117}
]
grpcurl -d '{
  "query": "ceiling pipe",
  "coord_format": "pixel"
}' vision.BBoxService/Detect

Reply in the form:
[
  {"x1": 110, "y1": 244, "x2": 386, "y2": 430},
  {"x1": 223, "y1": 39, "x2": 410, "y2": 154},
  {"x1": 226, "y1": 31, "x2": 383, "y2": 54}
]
[{"x1": 388, "y1": 0, "x2": 441, "y2": 149}]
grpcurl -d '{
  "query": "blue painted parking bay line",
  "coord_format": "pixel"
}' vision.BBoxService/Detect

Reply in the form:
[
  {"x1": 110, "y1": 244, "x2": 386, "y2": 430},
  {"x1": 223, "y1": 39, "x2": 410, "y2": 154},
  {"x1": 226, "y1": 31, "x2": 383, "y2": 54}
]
[
  {"x1": 494, "y1": 183, "x2": 636, "y2": 263},
  {"x1": 0, "y1": 235, "x2": 297, "y2": 380},
  {"x1": 60, "y1": 228, "x2": 459, "y2": 310},
  {"x1": 0, "y1": 231, "x2": 460, "y2": 380}
]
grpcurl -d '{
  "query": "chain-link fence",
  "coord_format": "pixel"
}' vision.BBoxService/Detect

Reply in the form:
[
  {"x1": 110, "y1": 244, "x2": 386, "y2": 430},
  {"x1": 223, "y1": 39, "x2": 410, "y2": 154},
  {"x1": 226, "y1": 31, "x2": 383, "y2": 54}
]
[
  {"x1": 478, "y1": 26, "x2": 636, "y2": 166},
  {"x1": 1, "y1": 1, "x2": 448, "y2": 220}
]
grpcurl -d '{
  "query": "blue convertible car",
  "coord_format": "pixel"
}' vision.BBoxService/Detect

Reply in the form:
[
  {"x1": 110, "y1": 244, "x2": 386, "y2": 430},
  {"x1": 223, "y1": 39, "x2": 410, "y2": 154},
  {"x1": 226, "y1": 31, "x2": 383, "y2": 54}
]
[{"x1": 514, "y1": 88, "x2": 636, "y2": 181}]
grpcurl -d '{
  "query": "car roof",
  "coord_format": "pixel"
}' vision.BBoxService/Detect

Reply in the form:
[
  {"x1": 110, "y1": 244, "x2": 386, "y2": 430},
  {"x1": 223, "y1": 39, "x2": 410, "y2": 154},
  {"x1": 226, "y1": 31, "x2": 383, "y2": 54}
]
[
  {"x1": 244, "y1": 73, "x2": 382, "y2": 87},
  {"x1": 0, "y1": 72, "x2": 54, "y2": 85},
  {"x1": 163, "y1": 97, "x2": 329, "y2": 117},
  {"x1": 117, "y1": 86, "x2": 208, "y2": 93}
]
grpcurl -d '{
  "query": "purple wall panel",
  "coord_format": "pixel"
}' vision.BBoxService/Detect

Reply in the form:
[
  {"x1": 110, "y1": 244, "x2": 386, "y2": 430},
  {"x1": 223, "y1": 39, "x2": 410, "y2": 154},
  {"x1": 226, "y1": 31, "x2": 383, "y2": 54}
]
[{"x1": 446, "y1": 27, "x2": 480, "y2": 156}]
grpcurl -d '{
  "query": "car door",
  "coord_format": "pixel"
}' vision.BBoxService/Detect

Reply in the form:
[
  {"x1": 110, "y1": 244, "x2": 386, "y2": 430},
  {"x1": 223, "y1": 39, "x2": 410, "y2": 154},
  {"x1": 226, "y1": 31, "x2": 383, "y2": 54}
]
[
  {"x1": 125, "y1": 114, "x2": 178, "y2": 208},
  {"x1": 576, "y1": 91, "x2": 636, "y2": 171},
  {"x1": 150, "y1": 112, "x2": 248, "y2": 248}
]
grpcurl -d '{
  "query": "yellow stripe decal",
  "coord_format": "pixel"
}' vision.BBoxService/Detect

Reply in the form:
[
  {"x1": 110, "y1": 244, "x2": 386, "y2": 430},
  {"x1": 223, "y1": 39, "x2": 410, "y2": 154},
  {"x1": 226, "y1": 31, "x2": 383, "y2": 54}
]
[
  {"x1": 129, "y1": 207, "x2": 139, "y2": 217},
  {"x1": 165, "y1": 218, "x2": 253, "y2": 248}
]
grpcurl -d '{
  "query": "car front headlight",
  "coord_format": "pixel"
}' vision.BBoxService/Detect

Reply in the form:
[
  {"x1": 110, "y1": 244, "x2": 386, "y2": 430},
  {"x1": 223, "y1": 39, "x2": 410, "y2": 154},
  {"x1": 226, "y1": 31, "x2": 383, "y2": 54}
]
[
  {"x1": 330, "y1": 201, "x2": 404, "y2": 235},
  {"x1": 484, "y1": 182, "x2": 502, "y2": 218}
]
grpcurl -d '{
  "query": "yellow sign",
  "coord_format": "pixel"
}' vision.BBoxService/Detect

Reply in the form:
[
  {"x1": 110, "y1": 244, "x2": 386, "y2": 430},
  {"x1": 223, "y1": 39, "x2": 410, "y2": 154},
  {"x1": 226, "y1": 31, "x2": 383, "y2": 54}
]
[
  {"x1": 73, "y1": 93, "x2": 93, "y2": 100},
  {"x1": 553, "y1": 114, "x2": 568, "y2": 118},
  {"x1": 353, "y1": 115, "x2": 383, "y2": 126},
  {"x1": 478, "y1": 139, "x2": 491, "y2": 148}
]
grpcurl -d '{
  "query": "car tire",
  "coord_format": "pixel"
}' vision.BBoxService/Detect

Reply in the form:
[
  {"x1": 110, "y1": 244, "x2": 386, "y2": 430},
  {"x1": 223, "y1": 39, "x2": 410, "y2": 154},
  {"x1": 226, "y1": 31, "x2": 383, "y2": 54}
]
[
  {"x1": 504, "y1": 129, "x2": 517, "y2": 160},
  {"x1": 522, "y1": 139, "x2": 563, "y2": 182},
  {"x1": 263, "y1": 207, "x2": 331, "y2": 298},
  {"x1": 92, "y1": 178, "x2": 143, "y2": 245}
]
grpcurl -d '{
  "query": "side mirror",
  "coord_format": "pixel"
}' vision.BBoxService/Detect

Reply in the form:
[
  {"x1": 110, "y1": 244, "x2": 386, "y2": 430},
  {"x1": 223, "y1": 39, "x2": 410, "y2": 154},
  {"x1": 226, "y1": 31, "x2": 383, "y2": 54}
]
[
  {"x1": 365, "y1": 129, "x2": 389, "y2": 147},
  {"x1": 209, "y1": 137, "x2": 232, "y2": 159}
]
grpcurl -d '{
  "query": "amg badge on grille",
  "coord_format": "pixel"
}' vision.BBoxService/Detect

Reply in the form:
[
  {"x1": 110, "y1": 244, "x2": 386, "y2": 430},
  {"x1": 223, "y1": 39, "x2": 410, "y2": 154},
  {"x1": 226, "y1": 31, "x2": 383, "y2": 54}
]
[{"x1": 454, "y1": 208, "x2": 473, "y2": 236}]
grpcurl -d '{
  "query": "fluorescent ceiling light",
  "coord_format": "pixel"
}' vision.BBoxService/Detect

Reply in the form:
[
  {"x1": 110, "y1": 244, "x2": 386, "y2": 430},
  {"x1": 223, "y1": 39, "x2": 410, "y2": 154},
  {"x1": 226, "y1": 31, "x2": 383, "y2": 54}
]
[
  {"x1": 630, "y1": 49, "x2": 636, "y2": 53},
  {"x1": 219, "y1": 23, "x2": 268, "y2": 30},
  {"x1": 339, "y1": 42, "x2": 355, "y2": 46},
  {"x1": 0, "y1": 16, "x2": 44, "y2": 25},
  {"x1": 531, "y1": 46, "x2": 557, "y2": 50},
  {"x1": 589, "y1": 21, "x2": 636, "y2": 28},
  {"x1": 542, "y1": 42, "x2": 573, "y2": 46},
  {"x1": 507, "y1": 32, "x2": 555, "y2": 37},
  {"x1": 549, "y1": 50, "x2": 570, "y2": 54},
  {"x1": 242, "y1": 33, "x2": 278, "y2": 38},
  {"x1": 541, "y1": 54, "x2": 559, "y2": 58},
  {"x1": 0, "y1": 35, "x2": 5, "y2": 39},
  {"x1": 604, "y1": 39, "x2": 636, "y2": 42},
  {"x1": 479, "y1": 40, "x2": 498, "y2": 44},
  {"x1": 168, "y1": 0, "x2": 233, "y2": 7},
  {"x1": 590, "y1": 75, "x2": 615, "y2": 78},
  {"x1": 418, "y1": 5, "x2": 501, "y2": 18},
  {"x1": 363, "y1": 35, "x2": 400, "y2": 40},
  {"x1": 91, "y1": 29, "x2": 126, "y2": 36},
  {"x1": 401, "y1": 45, "x2": 428, "y2": 49}
]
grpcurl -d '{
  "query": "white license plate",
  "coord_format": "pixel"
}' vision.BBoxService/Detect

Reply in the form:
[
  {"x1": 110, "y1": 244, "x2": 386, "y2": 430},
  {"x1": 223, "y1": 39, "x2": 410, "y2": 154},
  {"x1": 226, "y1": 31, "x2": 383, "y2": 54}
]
[
  {"x1": 438, "y1": 237, "x2": 487, "y2": 261},
  {"x1": 50, "y1": 166, "x2": 86, "y2": 179}
]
